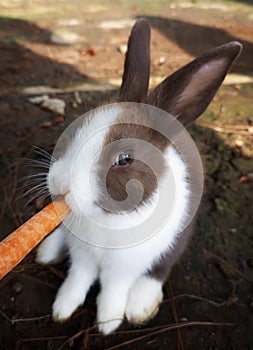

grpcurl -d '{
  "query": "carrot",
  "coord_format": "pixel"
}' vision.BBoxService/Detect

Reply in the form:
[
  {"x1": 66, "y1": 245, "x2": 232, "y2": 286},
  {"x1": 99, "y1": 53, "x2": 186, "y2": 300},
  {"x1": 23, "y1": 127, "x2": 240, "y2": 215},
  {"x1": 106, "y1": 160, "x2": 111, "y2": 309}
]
[{"x1": 0, "y1": 198, "x2": 70, "y2": 280}]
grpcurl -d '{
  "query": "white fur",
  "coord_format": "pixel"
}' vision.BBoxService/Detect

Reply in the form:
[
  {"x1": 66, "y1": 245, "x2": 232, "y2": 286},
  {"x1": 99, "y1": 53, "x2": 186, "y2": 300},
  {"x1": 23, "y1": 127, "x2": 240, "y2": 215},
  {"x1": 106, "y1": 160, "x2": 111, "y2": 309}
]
[
  {"x1": 125, "y1": 275, "x2": 163, "y2": 324},
  {"x1": 37, "y1": 106, "x2": 190, "y2": 334},
  {"x1": 49, "y1": 104, "x2": 123, "y2": 214},
  {"x1": 53, "y1": 248, "x2": 98, "y2": 321},
  {"x1": 36, "y1": 226, "x2": 66, "y2": 264}
]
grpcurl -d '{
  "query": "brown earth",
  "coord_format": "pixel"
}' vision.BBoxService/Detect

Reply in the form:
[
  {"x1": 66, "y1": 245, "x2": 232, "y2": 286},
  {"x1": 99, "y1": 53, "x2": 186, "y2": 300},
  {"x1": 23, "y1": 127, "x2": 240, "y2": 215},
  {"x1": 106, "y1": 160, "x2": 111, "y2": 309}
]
[{"x1": 0, "y1": 1, "x2": 253, "y2": 349}]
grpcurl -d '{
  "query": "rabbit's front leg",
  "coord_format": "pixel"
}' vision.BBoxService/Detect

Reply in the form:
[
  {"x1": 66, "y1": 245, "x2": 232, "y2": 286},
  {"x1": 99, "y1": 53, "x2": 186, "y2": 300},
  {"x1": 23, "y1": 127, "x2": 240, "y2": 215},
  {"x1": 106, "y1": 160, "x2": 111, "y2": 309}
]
[
  {"x1": 97, "y1": 272, "x2": 136, "y2": 335},
  {"x1": 53, "y1": 254, "x2": 98, "y2": 322}
]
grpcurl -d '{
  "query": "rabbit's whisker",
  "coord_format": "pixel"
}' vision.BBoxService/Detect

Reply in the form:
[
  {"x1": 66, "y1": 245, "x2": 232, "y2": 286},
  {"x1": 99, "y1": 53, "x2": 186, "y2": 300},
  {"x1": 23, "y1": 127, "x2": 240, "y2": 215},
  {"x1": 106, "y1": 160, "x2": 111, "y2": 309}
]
[
  {"x1": 18, "y1": 173, "x2": 48, "y2": 182},
  {"x1": 23, "y1": 191, "x2": 50, "y2": 210},
  {"x1": 22, "y1": 182, "x2": 48, "y2": 198},
  {"x1": 33, "y1": 146, "x2": 55, "y2": 162},
  {"x1": 17, "y1": 179, "x2": 48, "y2": 192}
]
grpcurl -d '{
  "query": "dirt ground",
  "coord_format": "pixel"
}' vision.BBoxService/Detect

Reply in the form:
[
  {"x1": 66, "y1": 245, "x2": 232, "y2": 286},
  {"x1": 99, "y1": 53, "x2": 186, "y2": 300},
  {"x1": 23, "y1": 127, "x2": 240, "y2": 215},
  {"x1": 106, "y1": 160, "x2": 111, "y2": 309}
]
[{"x1": 0, "y1": 1, "x2": 253, "y2": 349}]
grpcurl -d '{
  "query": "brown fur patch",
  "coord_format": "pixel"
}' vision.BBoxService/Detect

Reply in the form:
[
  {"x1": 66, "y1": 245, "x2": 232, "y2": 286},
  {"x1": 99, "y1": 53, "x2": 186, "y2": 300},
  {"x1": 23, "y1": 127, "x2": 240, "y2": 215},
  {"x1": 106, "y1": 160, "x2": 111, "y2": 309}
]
[
  {"x1": 119, "y1": 19, "x2": 150, "y2": 103},
  {"x1": 97, "y1": 108, "x2": 170, "y2": 212},
  {"x1": 147, "y1": 221, "x2": 194, "y2": 282}
]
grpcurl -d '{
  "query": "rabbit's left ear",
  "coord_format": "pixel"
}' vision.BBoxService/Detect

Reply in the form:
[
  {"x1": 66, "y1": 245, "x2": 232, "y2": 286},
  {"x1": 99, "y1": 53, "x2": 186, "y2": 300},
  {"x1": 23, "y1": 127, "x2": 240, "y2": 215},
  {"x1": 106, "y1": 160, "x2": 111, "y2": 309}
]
[
  {"x1": 148, "y1": 42, "x2": 242, "y2": 126},
  {"x1": 119, "y1": 19, "x2": 151, "y2": 102}
]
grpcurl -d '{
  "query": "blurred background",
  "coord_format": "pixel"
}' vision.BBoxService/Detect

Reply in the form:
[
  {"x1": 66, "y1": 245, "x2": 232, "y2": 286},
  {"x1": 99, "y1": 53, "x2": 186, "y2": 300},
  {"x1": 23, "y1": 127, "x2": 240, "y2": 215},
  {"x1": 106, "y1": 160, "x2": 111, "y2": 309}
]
[{"x1": 0, "y1": 1, "x2": 252, "y2": 349}]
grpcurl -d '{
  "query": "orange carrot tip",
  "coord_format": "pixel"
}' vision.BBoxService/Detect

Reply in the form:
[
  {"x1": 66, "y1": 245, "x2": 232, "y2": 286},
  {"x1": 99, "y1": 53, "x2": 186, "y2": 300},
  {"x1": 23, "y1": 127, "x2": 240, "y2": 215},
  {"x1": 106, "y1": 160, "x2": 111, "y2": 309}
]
[{"x1": 0, "y1": 198, "x2": 70, "y2": 280}]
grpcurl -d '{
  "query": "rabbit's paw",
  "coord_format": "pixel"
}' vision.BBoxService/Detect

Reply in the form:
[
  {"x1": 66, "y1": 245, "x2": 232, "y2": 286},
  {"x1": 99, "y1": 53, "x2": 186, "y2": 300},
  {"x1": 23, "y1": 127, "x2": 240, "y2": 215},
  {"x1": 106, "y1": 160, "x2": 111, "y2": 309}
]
[
  {"x1": 53, "y1": 292, "x2": 82, "y2": 322},
  {"x1": 126, "y1": 276, "x2": 163, "y2": 324},
  {"x1": 98, "y1": 317, "x2": 123, "y2": 335},
  {"x1": 36, "y1": 227, "x2": 66, "y2": 265},
  {"x1": 53, "y1": 283, "x2": 85, "y2": 322},
  {"x1": 97, "y1": 302, "x2": 124, "y2": 334},
  {"x1": 97, "y1": 292, "x2": 125, "y2": 334}
]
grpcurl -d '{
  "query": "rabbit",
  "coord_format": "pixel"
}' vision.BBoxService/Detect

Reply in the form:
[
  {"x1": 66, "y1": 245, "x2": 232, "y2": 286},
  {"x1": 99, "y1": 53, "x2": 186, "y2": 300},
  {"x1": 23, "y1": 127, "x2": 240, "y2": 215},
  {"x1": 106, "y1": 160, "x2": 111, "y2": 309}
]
[{"x1": 36, "y1": 19, "x2": 242, "y2": 335}]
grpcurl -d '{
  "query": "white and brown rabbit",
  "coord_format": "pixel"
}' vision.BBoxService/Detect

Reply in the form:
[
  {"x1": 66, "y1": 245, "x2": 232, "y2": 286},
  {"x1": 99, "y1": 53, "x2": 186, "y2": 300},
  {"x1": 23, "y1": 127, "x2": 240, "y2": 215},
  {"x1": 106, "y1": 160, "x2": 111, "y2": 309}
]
[{"x1": 36, "y1": 19, "x2": 242, "y2": 334}]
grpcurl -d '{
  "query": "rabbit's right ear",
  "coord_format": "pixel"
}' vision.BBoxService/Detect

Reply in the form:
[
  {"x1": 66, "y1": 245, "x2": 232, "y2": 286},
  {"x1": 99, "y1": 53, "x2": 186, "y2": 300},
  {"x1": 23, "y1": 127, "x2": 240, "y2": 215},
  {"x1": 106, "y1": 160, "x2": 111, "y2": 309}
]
[{"x1": 119, "y1": 19, "x2": 151, "y2": 103}]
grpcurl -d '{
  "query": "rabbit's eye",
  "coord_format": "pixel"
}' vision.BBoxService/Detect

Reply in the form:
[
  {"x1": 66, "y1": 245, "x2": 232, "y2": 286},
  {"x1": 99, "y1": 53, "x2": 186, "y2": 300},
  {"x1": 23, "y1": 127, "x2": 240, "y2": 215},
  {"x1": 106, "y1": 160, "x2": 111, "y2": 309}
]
[{"x1": 113, "y1": 151, "x2": 133, "y2": 167}]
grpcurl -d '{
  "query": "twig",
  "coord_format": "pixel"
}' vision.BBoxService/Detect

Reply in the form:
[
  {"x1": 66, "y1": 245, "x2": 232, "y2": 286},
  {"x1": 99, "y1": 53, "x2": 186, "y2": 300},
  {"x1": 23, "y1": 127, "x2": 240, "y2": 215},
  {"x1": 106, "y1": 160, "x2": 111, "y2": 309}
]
[
  {"x1": 104, "y1": 321, "x2": 235, "y2": 350},
  {"x1": 13, "y1": 272, "x2": 57, "y2": 289},
  {"x1": 168, "y1": 294, "x2": 234, "y2": 307},
  {"x1": 88, "y1": 324, "x2": 173, "y2": 336},
  {"x1": 0, "y1": 309, "x2": 12, "y2": 323},
  {"x1": 48, "y1": 266, "x2": 66, "y2": 280},
  {"x1": 18, "y1": 335, "x2": 67, "y2": 343},
  {"x1": 15, "y1": 263, "x2": 41, "y2": 270},
  {"x1": 0, "y1": 309, "x2": 51, "y2": 325},
  {"x1": 197, "y1": 122, "x2": 253, "y2": 135},
  {"x1": 21, "y1": 82, "x2": 115, "y2": 96},
  {"x1": 11, "y1": 314, "x2": 51, "y2": 324},
  {"x1": 58, "y1": 325, "x2": 97, "y2": 350},
  {"x1": 204, "y1": 250, "x2": 253, "y2": 284},
  {"x1": 200, "y1": 123, "x2": 253, "y2": 130},
  {"x1": 167, "y1": 281, "x2": 184, "y2": 350},
  {"x1": 79, "y1": 330, "x2": 89, "y2": 350}
]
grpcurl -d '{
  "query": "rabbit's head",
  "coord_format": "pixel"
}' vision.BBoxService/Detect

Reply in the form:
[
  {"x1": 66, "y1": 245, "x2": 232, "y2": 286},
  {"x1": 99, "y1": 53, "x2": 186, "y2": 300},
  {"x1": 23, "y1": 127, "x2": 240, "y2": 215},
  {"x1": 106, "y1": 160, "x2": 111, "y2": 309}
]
[{"x1": 48, "y1": 19, "x2": 242, "y2": 243}]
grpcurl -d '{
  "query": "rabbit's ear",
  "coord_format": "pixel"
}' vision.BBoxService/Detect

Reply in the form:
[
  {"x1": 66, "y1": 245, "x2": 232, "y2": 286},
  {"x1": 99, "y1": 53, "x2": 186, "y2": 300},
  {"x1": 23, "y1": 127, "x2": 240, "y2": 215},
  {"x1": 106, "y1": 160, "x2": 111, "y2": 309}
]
[
  {"x1": 148, "y1": 42, "x2": 242, "y2": 126},
  {"x1": 119, "y1": 19, "x2": 151, "y2": 102}
]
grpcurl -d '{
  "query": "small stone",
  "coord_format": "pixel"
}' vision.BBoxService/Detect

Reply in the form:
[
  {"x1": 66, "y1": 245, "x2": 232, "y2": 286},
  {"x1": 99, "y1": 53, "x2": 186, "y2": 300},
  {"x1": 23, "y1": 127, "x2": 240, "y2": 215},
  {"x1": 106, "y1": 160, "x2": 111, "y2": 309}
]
[
  {"x1": 74, "y1": 91, "x2": 82, "y2": 104},
  {"x1": 28, "y1": 95, "x2": 49, "y2": 105},
  {"x1": 158, "y1": 56, "x2": 166, "y2": 65},
  {"x1": 234, "y1": 84, "x2": 242, "y2": 90},
  {"x1": 41, "y1": 98, "x2": 66, "y2": 115},
  {"x1": 13, "y1": 282, "x2": 23, "y2": 294},
  {"x1": 51, "y1": 31, "x2": 80, "y2": 45},
  {"x1": 234, "y1": 138, "x2": 244, "y2": 148},
  {"x1": 39, "y1": 121, "x2": 53, "y2": 128},
  {"x1": 180, "y1": 317, "x2": 188, "y2": 322},
  {"x1": 118, "y1": 44, "x2": 127, "y2": 54},
  {"x1": 98, "y1": 19, "x2": 135, "y2": 30},
  {"x1": 85, "y1": 47, "x2": 97, "y2": 56},
  {"x1": 71, "y1": 101, "x2": 78, "y2": 108},
  {"x1": 229, "y1": 228, "x2": 237, "y2": 233},
  {"x1": 57, "y1": 18, "x2": 80, "y2": 27},
  {"x1": 240, "y1": 173, "x2": 253, "y2": 183}
]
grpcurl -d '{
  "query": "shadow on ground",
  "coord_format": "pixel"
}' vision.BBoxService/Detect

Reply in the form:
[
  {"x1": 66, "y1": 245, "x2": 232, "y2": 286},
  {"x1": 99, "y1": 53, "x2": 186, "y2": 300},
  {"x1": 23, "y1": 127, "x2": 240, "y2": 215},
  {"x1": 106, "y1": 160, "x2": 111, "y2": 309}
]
[
  {"x1": 0, "y1": 17, "x2": 91, "y2": 88},
  {"x1": 143, "y1": 16, "x2": 253, "y2": 75}
]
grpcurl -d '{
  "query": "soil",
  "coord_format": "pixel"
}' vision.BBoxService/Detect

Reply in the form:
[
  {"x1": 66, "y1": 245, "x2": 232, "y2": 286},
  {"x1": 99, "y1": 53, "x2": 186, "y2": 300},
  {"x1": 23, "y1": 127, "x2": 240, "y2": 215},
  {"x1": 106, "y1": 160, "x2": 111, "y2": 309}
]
[{"x1": 0, "y1": 1, "x2": 253, "y2": 349}]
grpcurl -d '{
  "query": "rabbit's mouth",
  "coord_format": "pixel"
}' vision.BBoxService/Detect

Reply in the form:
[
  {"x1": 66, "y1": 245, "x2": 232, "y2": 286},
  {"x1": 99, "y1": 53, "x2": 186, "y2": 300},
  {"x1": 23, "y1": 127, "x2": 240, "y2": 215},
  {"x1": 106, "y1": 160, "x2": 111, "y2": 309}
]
[{"x1": 47, "y1": 163, "x2": 70, "y2": 197}]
